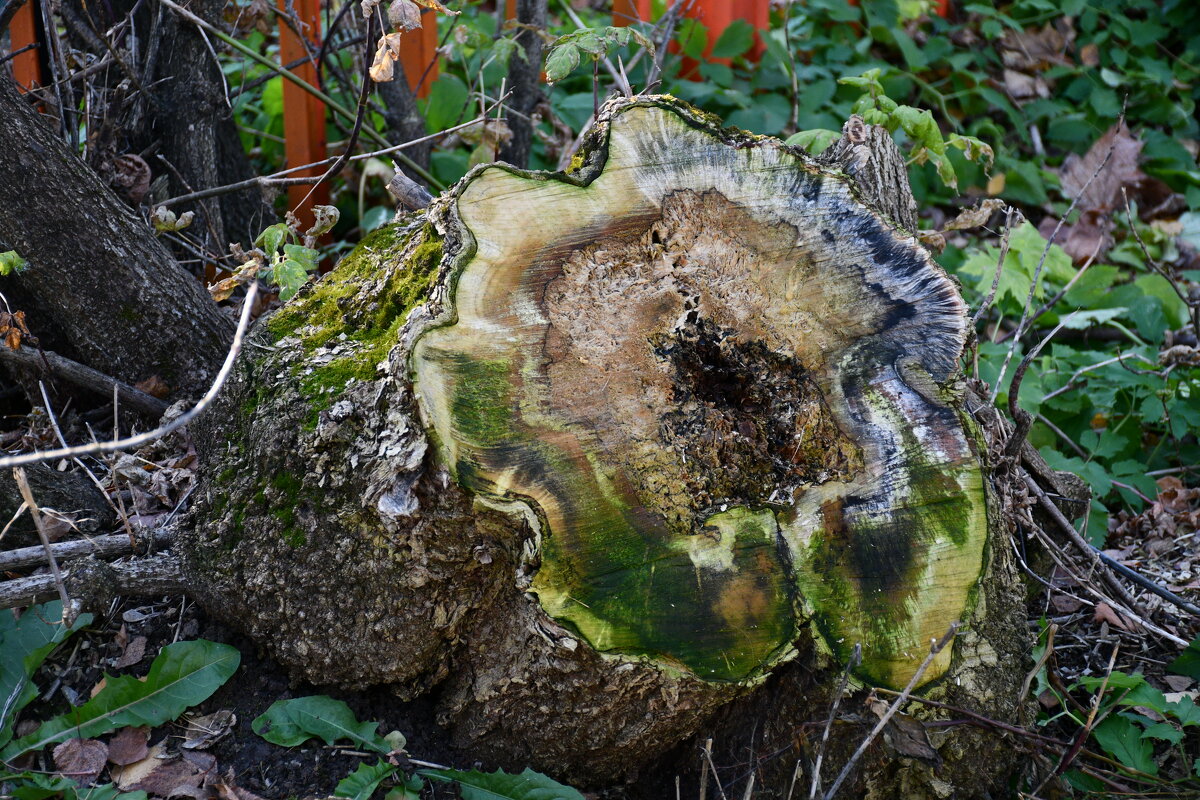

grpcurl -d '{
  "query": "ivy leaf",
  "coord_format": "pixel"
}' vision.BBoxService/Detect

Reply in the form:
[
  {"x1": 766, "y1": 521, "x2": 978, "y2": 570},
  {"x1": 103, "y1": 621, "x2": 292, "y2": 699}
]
[
  {"x1": 420, "y1": 767, "x2": 585, "y2": 800},
  {"x1": 252, "y1": 696, "x2": 392, "y2": 754},
  {"x1": 0, "y1": 602, "x2": 93, "y2": 748},
  {"x1": 1, "y1": 640, "x2": 239, "y2": 759},
  {"x1": 334, "y1": 760, "x2": 397, "y2": 799},
  {"x1": 1092, "y1": 715, "x2": 1158, "y2": 775}
]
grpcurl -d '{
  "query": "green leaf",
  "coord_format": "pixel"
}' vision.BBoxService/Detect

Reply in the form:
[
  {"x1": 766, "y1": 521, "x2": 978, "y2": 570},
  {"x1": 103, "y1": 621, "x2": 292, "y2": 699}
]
[
  {"x1": 1092, "y1": 715, "x2": 1157, "y2": 775},
  {"x1": 675, "y1": 18, "x2": 708, "y2": 61},
  {"x1": 0, "y1": 250, "x2": 29, "y2": 276},
  {"x1": 784, "y1": 129, "x2": 841, "y2": 155},
  {"x1": 252, "y1": 695, "x2": 392, "y2": 755},
  {"x1": 1, "y1": 602, "x2": 92, "y2": 749},
  {"x1": 272, "y1": 258, "x2": 309, "y2": 301},
  {"x1": 255, "y1": 223, "x2": 290, "y2": 255},
  {"x1": 1, "y1": 640, "x2": 239, "y2": 759},
  {"x1": 1167, "y1": 636, "x2": 1200, "y2": 681},
  {"x1": 334, "y1": 760, "x2": 397, "y2": 799},
  {"x1": 1141, "y1": 722, "x2": 1184, "y2": 744},
  {"x1": 710, "y1": 19, "x2": 755, "y2": 59},
  {"x1": 1169, "y1": 695, "x2": 1200, "y2": 727},
  {"x1": 1060, "y1": 308, "x2": 1128, "y2": 329},
  {"x1": 282, "y1": 243, "x2": 320, "y2": 273},
  {"x1": 422, "y1": 74, "x2": 469, "y2": 134},
  {"x1": 421, "y1": 767, "x2": 586, "y2": 800},
  {"x1": 544, "y1": 42, "x2": 581, "y2": 83}
]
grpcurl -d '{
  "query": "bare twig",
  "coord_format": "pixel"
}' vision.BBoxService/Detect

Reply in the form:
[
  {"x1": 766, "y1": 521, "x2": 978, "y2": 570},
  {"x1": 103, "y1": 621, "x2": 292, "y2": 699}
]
[
  {"x1": 804, "y1": 643, "x2": 861, "y2": 800},
  {"x1": 0, "y1": 529, "x2": 174, "y2": 572},
  {"x1": 823, "y1": 624, "x2": 959, "y2": 800},
  {"x1": 971, "y1": 206, "x2": 1019, "y2": 329},
  {"x1": 0, "y1": 283, "x2": 258, "y2": 470},
  {"x1": 990, "y1": 126, "x2": 1121, "y2": 404},
  {"x1": 13, "y1": 467, "x2": 71, "y2": 615}
]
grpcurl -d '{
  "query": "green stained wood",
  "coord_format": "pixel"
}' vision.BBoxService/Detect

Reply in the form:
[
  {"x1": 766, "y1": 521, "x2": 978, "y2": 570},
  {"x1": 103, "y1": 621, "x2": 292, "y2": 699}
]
[{"x1": 411, "y1": 97, "x2": 988, "y2": 686}]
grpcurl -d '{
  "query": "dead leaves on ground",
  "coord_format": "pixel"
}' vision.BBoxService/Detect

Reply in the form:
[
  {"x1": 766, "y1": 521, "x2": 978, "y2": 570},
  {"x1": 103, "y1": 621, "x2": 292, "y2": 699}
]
[{"x1": 1038, "y1": 123, "x2": 1187, "y2": 264}]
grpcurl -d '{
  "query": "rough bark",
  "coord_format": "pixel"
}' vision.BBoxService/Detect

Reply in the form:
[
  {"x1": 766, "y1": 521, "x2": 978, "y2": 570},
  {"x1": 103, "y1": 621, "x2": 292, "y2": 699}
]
[
  {"x1": 0, "y1": 75, "x2": 234, "y2": 395},
  {"x1": 180, "y1": 96, "x2": 1029, "y2": 795},
  {"x1": 495, "y1": 0, "x2": 546, "y2": 168}
]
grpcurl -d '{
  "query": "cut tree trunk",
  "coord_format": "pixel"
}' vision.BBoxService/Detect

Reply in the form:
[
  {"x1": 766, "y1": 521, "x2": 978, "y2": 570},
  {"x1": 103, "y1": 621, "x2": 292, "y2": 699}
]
[{"x1": 181, "y1": 96, "x2": 1030, "y2": 796}]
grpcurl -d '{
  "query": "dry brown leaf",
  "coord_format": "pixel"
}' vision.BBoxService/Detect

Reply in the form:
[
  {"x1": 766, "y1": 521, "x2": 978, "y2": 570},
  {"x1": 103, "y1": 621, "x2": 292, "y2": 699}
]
[
  {"x1": 412, "y1": 0, "x2": 454, "y2": 12},
  {"x1": 883, "y1": 712, "x2": 941, "y2": 766},
  {"x1": 134, "y1": 375, "x2": 171, "y2": 399},
  {"x1": 54, "y1": 737, "x2": 109, "y2": 784},
  {"x1": 369, "y1": 41, "x2": 397, "y2": 82},
  {"x1": 114, "y1": 635, "x2": 148, "y2": 669},
  {"x1": 1002, "y1": 68, "x2": 1050, "y2": 102},
  {"x1": 108, "y1": 726, "x2": 150, "y2": 766},
  {"x1": 1000, "y1": 23, "x2": 1070, "y2": 70},
  {"x1": 113, "y1": 743, "x2": 210, "y2": 796},
  {"x1": 212, "y1": 768, "x2": 269, "y2": 800},
  {"x1": 181, "y1": 710, "x2": 236, "y2": 750},
  {"x1": 1093, "y1": 601, "x2": 1131, "y2": 631},
  {"x1": 1164, "y1": 675, "x2": 1194, "y2": 692},
  {"x1": 388, "y1": 0, "x2": 421, "y2": 29},
  {"x1": 1061, "y1": 122, "x2": 1144, "y2": 213},
  {"x1": 1079, "y1": 43, "x2": 1099, "y2": 67},
  {"x1": 360, "y1": 0, "x2": 381, "y2": 18},
  {"x1": 942, "y1": 198, "x2": 1006, "y2": 233}
]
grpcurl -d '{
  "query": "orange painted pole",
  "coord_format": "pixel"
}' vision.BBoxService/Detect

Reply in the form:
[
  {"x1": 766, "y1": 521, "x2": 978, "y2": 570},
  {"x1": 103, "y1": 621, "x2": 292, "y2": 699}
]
[
  {"x1": 399, "y1": 8, "x2": 438, "y2": 99},
  {"x1": 612, "y1": 0, "x2": 651, "y2": 26},
  {"x1": 277, "y1": 0, "x2": 328, "y2": 234},
  {"x1": 8, "y1": 0, "x2": 44, "y2": 92},
  {"x1": 734, "y1": 0, "x2": 769, "y2": 61}
]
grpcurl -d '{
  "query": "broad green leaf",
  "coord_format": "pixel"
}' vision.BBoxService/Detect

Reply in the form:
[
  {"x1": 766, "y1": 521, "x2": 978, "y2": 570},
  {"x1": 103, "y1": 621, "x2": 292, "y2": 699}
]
[
  {"x1": 1169, "y1": 695, "x2": 1200, "y2": 727},
  {"x1": 0, "y1": 640, "x2": 239, "y2": 759},
  {"x1": 1092, "y1": 715, "x2": 1157, "y2": 775},
  {"x1": 273, "y1": 258, "x2": 309, "y2": 301},
  {"x1": 335, "y1": 760, "x2": 397, "y2": 799},
  {"x1": 282, "y1": 244, "x2": 320, "y2": 272},
  {"x1": 422, "y1": 74, "x2": 469, "y2": 134},
  {"x1": 675, "y1": 18, "x2": 708, "y2": 61},
  {"x1": 1133, "y1": 274, "x2": 1189, "y2": 329},
  {"x1": 1010, "y1": 222, "x2": 1075, "y2": 285},
  {"x1": 784, "y1": 129, "x2": 841, "y2": 155},
  {"x1": 1167, "y1": 636, "x2": 1200, "y2": 681},
  {"x1": 1, "y1": 602, "x2": 92, "y2": 749},
  {"x1": 421, "y1": 767, "x2": 586, "y2": 800},
  {"x1": 1060, "y1": 308, "x2": 1128, "y2": 329},
  {"x1": 710, "y1": 19, "x2": 755, "y2": 59},
  {"x1": 252, "y1": 695, "x2": 391, "y2": 754},
  {"x1": 255, "y1": 223, "x2": 290, "y2": 255},
  {"x1": 1141, "y1": 722, "x2": 1184, "y2": 744},
  {"x1": 544, "y1": 43, "x2": 581, "y2": 83}
]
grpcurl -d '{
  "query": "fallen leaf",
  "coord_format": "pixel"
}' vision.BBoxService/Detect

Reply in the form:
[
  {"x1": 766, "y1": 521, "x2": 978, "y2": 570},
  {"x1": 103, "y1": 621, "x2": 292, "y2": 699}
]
[
  {"x1": 135, "y1": 376, "x2": 171, "y2": 399},
  {"x1": 108, "y1": 726, "x2": 150, "y2": 766},
  {"x1": 1079, "y1": 42, "x2": 1099, "y2": 66},
  {"x1": 1061, "y1": 122, "x2": 1143, "y2": 213},
  {"x1": 1050, "y1": 593, "x2": 1083, "y2": 614},
  {"x1": 942, "y1": 198, "x2": 1007, "y2": 233},
  {"x1": 54, "y1": 738, "x2": 109, "y2": 785},
  {"x1": 114, "y1": 635, "x2": 148, "y2": 669},
  {"x1": 1164, "y1": 675, "x2": 1194, "y2": 692},
  {"x1": 181, "y1": 710, "x2": 237, "y2": 750},
  {"x1": 113, "y1": 743, "x2": 211, "y2": 796},
  {"x1": 883, "y1": 713, "x2": 941, "y2": 766},
  {"x1": 1093, "y1": 601, "x2": 1131, "y2": 631},
  {"x1": 1002, "y1": 69, "x2": 1049, "y2": 102},
  {"x1": 212, "y1": 768, "x2": 269, "y2": 800}
]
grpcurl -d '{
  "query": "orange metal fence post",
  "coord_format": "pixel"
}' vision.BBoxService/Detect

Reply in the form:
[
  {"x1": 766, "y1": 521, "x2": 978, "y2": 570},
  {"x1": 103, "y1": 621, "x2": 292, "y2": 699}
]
[
  {"x1": 277, "y1": 0, "x2": 328, "y2": 234},
  {"x1": 8, "y1": 0, "x2": 44, "y2": 92},
  {"x1": 735, "y1": 0, "x2": 769, "y2": 60},
  {"x1": 612, "y1": 0, "x2": 651, "y2": 26},
  {"x1": 399, "y1": 8, "x2": 438, "y2": 99}
]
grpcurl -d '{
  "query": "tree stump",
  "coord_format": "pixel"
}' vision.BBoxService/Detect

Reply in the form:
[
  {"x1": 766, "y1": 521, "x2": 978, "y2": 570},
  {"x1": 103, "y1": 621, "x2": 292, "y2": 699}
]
[{"x1": 183, "y1": 96, "x2": 1029, "y2": 795}]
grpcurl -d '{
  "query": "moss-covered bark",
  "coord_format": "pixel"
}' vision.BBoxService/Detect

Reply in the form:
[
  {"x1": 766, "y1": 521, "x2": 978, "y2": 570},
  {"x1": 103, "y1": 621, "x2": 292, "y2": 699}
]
[{"x1": 180, "y1": 95, "x2": 1030, "y2": 794}]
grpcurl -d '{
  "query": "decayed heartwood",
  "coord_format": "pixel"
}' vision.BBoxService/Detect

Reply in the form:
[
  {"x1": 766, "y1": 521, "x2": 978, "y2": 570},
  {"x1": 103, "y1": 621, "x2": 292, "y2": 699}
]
[{"x1": 182, "y1": 95, "x2": 1031, "y2": 796}]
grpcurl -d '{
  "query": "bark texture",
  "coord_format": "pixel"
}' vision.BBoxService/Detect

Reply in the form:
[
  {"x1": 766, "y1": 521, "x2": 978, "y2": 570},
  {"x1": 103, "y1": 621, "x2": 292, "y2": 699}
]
[
  {"x1": 0, "y1": 77, "x2": 234, "y2": 395},
  {"x1": 181, "y1": 96, "x2": 1029, "y2": 795}
]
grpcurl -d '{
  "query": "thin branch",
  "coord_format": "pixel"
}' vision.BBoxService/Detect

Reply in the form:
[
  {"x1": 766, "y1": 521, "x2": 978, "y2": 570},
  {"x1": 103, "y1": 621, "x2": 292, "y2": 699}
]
[
  {"x1": 823, "y1": 624, "x2": 959, "y2": 800},
  {"x1": 0, "y1": 283, "x2": 258, "y2": 470},
  {"x1": 805, "y1": 644, "x2": 861, "y2": 800},
  {"x1": 0, "y1": 344, "x2": 167, "y2": 417},
  {"x1": 13, "y1": 467, "x2": 71, "y2": 613},
  {"x1": 0, "y1": 529, "x2": 173, "y2": 572},
  {"x1": 971, "y1": 207, "x2": 1018, "y2": 329}
]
